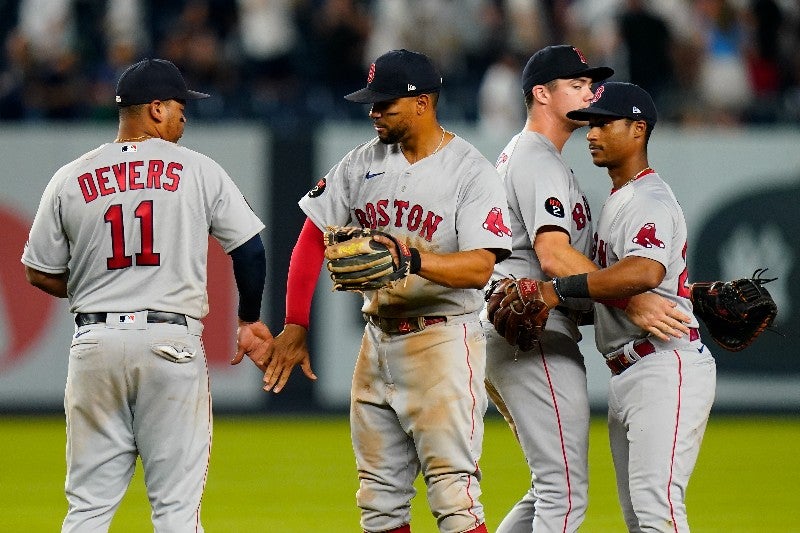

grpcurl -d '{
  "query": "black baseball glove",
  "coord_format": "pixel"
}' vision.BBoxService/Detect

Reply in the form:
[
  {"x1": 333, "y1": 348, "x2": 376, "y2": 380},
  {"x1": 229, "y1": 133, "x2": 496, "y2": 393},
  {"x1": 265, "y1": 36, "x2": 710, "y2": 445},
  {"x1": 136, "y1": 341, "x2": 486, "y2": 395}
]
[
  {"x1": 323, "y1": 226, "x2": 413, "y2": 291},
  {"x1": 690, "y1": 269, "x2": 778, "y2": 352}
]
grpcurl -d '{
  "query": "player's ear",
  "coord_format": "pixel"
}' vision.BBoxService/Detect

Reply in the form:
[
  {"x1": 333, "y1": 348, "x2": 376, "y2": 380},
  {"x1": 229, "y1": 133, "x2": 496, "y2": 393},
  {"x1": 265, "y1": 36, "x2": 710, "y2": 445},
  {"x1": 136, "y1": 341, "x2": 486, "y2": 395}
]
[
  {"x1": 147, "y1": 100, "x2": 164, "y2": 122},
  {"x1": 631, "y1": 119, "x2": 647, "y2": 138},
  {"x1": 415, "y1": 94, "x2": 430, "y2": 115},
  {"x1": 532, "y1": 85, "x2": 548, "y2": 105}
]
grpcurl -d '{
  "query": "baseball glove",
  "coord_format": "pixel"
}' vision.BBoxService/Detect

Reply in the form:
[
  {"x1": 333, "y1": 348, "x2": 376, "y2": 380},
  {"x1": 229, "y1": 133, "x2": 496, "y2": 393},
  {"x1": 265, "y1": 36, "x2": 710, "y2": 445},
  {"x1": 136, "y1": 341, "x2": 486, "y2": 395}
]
[
  {"x1": 323, "y1": 226, "x2": 413, "y2": 291},
  {"x1": 690, "y1": 268, "x2": 778, "y2": 352},
  {"x1": 485, "y1": 277, "x2": 551, "y2": 352}
]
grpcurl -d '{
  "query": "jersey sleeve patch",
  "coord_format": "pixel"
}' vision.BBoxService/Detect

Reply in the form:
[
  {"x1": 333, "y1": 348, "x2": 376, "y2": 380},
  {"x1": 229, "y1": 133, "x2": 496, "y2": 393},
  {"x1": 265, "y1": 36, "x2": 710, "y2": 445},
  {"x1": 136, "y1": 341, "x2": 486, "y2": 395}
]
[
  {"x1": 307, "y1": 178, "x2": 326, "y2": 198},
  {"x1": 544, "y1": 197, "x2": 565, "y2": 218},
  {"x1": 482, "y1": 207, "x2": 512, "y2": 237},
  {"x1": 631, "y1": 222, "x2": 666, "y2": 249}
]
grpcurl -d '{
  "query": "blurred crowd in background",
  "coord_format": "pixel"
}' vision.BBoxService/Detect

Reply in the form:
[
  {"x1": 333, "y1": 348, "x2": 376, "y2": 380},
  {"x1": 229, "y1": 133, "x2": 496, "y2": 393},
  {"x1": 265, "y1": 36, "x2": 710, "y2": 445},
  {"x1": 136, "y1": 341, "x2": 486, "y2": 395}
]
[{"x1": 1, "y1": 0, "x2": 799, "y2": 133}]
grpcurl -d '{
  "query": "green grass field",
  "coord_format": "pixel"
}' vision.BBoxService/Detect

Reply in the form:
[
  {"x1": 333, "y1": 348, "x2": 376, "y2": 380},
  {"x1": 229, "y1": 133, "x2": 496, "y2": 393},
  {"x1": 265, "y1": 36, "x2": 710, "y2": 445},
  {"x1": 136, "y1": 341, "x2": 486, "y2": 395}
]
[{"x1": 1, "y1": 414, "x2": 798, "y2": 532}]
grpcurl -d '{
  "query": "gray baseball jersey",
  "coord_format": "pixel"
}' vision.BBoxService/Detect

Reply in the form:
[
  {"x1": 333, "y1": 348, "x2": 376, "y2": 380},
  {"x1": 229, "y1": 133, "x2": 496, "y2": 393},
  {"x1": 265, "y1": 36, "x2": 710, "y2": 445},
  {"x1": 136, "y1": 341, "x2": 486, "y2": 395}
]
[
  {"x1": 22, "y1": 138, "x2": 264, "y2": 318},
  {"x1": 593, "y1": 169, "x2": 715, "y2": 532},
  {"x1": 483, "y1": 130, "x2": 593, "y2": 532},
  {"x1": 492, "y1": 130, "x2": 593, "y2": 341},
  {"x1": 22, "y1": 138, "x2": 263, "y2": 532},
  {"x1": 300, "y1": 133, "x2": 511, "y2": 533},
  {"x1": 300, "y1": 134, "x2": 512, "y2": 316},
  {"x1": 592, "y1": 170, "x2": 698, "y2": 354}
]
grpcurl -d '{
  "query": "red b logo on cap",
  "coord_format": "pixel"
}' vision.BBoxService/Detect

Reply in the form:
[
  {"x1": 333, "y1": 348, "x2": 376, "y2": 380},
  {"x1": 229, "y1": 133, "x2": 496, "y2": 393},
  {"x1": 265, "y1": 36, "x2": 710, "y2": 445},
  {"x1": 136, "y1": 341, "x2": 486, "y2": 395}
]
[
  {"x1": 367, "y1": 63, "x2": 376, "y2": 83},
  {"x1": 573, "y1": 47, "x2": 588, "y2": 64},
  {"x1": 591, "y1": 84, "x2": 605, "y2": 103}
]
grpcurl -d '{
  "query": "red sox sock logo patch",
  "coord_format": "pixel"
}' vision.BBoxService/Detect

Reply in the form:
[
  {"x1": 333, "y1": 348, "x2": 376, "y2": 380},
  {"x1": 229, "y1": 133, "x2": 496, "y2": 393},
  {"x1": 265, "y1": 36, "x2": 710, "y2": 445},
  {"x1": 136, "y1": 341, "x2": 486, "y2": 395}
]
[
  {"x1": 632, "y1": 222, "x2": 665, "y2": 248},
  {"x1": 483, "y1": 207, "x2": 512, "y2": 237}
]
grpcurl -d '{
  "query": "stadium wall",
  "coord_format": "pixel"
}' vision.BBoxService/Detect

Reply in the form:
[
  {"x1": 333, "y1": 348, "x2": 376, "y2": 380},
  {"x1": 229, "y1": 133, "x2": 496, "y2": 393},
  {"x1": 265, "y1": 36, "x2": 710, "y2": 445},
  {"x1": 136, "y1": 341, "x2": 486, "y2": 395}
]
[{"x1": 0, "y1": 123, "x2": 797, "y2": 413}]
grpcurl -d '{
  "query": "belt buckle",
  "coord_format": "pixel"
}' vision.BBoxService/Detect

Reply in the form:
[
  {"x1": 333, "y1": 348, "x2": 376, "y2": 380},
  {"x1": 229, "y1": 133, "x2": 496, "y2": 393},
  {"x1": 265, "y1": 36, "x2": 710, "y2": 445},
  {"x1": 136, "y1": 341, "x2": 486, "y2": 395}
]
[
  {"x1": 623, "y1": 342, "x2": 643, "y2": 365},
  {"x1": 397, "y1": 317, "x2": 426, "y2": 334},
  {"x1": 397, "y1": 318, "x2": 413, "y2": 334}
]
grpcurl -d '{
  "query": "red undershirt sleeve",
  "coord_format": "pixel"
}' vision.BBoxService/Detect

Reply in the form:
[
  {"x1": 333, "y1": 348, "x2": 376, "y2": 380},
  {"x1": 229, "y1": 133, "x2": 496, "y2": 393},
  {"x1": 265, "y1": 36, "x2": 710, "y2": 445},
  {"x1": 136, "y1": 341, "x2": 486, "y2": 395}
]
[{"x1": 284, "y1": 218, "x2": 325, "y2": 329}]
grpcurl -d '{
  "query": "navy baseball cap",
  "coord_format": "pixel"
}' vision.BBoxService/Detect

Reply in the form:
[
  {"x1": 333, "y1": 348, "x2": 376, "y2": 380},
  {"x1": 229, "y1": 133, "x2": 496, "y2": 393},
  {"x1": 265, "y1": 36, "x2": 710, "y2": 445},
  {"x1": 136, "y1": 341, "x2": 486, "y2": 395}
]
[
  {"x1": 345, "y1": 49, "x2": 442, "y2": 103},
  {"x1": 566, "y1": 82, "x2": 658, "y2": 127},
  {"x1": 115, "y1": 58, "x2": 209, "y2": 107},
  {"x1": 522, "y1": 45, "x2": 614, "y2": 95}
]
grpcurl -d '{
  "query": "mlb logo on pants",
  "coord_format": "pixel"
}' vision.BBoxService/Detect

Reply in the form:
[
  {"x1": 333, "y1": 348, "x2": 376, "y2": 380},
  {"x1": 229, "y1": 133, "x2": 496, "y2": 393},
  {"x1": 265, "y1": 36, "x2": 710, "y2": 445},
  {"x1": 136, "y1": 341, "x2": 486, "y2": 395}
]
[{"x1": 119, "y1": 314, "x2": 136, "y2": 324}]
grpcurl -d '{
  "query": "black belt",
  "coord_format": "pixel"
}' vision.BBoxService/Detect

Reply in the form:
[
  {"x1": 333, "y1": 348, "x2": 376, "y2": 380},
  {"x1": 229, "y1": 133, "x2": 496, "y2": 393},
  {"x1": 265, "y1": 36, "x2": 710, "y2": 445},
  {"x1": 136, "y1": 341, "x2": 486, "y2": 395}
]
[
  {"x1": 75, "y1": 311, "x2": 187, "y2": 327},
  {"x1": 365, "y1": 315, "x2": 447, "y2": 335},
  {"x1": 605, "y1": 328, "x2": 700, "y2": 375}
]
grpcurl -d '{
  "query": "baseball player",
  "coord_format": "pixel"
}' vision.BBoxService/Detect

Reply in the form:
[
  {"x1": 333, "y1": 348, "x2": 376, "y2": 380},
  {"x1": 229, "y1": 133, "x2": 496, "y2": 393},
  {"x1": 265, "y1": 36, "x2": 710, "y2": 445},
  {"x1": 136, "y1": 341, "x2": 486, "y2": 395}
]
[
  {"x1": 21, "y1": 58, "x2": 272, "y2": 532},
  {"x1": 538, "y1": 82, "x2": 716, "y2": 532},
  {"x1": 263, "y1": 49, "x2": 512, "y2": 533},
  {"x1": 483, "y1": 46, "x2": 691, "y2": 533}
]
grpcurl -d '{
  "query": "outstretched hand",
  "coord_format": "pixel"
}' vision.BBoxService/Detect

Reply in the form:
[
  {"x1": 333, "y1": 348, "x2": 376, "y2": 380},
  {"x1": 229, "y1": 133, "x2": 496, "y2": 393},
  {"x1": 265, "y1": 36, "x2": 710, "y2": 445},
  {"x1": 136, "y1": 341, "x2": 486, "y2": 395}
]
[
  {"x1": 231, "y1": 320, "x2": 274, "y2": 371},
  {"x1": 262, "y1": 323, "x2": 317, "y2": 393},
  {"x1": 625, "y1": 292, "x2": 691, "y2": 341}
]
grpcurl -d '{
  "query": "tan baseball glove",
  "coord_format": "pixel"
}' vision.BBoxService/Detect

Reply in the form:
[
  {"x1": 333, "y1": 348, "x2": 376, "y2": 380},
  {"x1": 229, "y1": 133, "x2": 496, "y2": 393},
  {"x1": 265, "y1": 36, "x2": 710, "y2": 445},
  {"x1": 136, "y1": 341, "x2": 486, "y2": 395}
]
[{"x1": 323, "y1": 226, "x2": 414, "y2": 291}]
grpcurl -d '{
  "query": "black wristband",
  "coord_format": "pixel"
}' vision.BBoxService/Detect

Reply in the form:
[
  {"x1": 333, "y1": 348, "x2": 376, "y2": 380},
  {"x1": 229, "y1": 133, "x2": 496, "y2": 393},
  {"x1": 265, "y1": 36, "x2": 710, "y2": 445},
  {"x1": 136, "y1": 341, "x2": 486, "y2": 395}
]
[
  {"x1": 551, "y1": 277, "x2": 567, "y2": 303},
  {"x1": 554, "y1": 273, "x2": 590, "y2": 299},
  {"x1": 409, "y1": 248, "x2": 421, "y2": 274}
]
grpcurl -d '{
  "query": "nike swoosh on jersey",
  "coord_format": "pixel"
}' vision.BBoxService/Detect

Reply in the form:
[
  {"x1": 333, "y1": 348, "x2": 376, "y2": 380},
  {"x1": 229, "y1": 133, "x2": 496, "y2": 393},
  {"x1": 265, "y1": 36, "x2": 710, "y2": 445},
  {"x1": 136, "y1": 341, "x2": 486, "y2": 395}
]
[
  {"x1": 74, "y1": 329, "x2": 91, "y2": 338},
  {"x1": 364, "y1": 171, "x2": 385, "y2": 180}
]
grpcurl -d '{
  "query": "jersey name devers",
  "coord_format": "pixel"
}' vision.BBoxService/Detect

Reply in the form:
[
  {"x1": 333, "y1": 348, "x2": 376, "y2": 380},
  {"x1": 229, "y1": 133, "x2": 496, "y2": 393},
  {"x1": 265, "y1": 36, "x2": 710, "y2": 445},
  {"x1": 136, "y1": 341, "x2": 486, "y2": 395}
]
[
  {"x1": 353, "y1": 199, "x2": 443, "y2": 242},
  {"x1": 77, "y1": 160, "x2": 183, "y2": 203}
]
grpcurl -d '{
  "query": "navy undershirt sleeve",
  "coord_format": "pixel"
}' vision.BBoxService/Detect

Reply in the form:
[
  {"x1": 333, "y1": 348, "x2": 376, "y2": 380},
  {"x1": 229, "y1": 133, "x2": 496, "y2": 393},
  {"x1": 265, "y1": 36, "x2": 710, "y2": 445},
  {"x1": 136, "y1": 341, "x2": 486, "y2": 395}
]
[{"x1": 229, "y1": 234, "x2": 266, "y2": 322}]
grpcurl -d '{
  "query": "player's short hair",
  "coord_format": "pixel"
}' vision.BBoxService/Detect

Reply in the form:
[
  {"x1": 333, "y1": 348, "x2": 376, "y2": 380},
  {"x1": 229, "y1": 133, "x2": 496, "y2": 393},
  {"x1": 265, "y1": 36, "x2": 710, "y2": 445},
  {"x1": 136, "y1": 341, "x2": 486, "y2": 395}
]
[
  {"x1": 524, "y1": 79, "x2": 558, "y2": 111},
  {"x1": 118, "y1": 103, "x2": 148, "y2": 118},
  {"x1": 623, "y1": 118, "x2": 654, "y2": 144}
]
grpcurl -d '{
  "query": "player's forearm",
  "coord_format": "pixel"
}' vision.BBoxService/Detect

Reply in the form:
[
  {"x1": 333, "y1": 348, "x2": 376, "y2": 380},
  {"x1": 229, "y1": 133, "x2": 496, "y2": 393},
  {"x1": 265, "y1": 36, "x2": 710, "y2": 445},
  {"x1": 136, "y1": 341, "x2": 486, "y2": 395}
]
[
  {"x1": 543, "y1": 256, "x2": 665, "y2": 307},
  {"x1": 285, "y1": 218, "x2": 325, "y2": 328},
  {"x1": 534, "y1": 228, "x2": 598, "y2": 277},
  {"x1": 537, "y1": 242, "x2": 599, "y2": 278},
  {"x1": 586, "y1": 256, "x2": 665, "y2": 298},
  {"x1": 417, "y1": 248, "x2": 496, "y2": 289},
  {"x1": 24, "y1": 266, "x2": 68, "y2": 298},
  {"x1": 229, "y1": 234, "x2": 266, "y2": 323}
]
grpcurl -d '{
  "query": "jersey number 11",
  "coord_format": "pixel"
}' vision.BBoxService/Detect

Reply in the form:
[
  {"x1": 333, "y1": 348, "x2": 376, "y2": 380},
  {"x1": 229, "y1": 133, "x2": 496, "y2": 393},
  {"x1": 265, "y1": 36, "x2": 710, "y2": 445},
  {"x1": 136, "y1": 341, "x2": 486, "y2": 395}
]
[{"x1": 104, "y1": 200, "x2": 161, "y2": 270}]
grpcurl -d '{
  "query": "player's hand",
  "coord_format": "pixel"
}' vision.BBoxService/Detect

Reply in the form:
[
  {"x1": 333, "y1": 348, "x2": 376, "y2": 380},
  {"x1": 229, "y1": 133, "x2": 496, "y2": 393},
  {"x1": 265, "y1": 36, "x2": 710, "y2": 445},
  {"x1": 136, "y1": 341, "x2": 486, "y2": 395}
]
[
  {"x1": 625, "y1": 292, "x2": 691, "y2": 341},
  {"x1": 371, "y1": 234, "x2": 401, "y2": 268},
  {"x1": 231, "y1": 320, "x2": 274, "y2": 371},
  {"x1": 263, "y1": 323, "x2": 317, "y2": 393}
]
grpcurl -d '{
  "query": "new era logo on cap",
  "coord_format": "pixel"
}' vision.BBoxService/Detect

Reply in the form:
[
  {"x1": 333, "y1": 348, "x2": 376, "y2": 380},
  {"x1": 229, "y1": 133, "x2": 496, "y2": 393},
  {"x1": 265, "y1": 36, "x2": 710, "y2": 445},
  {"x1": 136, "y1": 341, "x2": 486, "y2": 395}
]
[
  {"x1": 345, "y1": 49, "x2": 442, "y2": 104},
  {"x1": 633, "y1": 106, "x2": 641, "y2": 114}
]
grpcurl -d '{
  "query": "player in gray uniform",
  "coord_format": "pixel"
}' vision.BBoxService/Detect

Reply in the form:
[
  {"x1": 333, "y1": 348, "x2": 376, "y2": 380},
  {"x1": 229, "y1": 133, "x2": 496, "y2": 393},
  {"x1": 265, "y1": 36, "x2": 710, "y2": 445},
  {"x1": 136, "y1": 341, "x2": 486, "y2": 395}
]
[
  {"x1": 539, "y1": 82, "x2": 716, "y2": 532},
  {"x1": 483, "y1": 45, "x2": 612, "y2": 533},
  {"x1": 483, "y1": 46, "x2": 690, "y2": 533},
  {"x1": 263, "y1": 50, "x2": 512, "y2": 533},
  {"x1": 21, "y1": 59, "x2": 272, "y2": 532}
]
